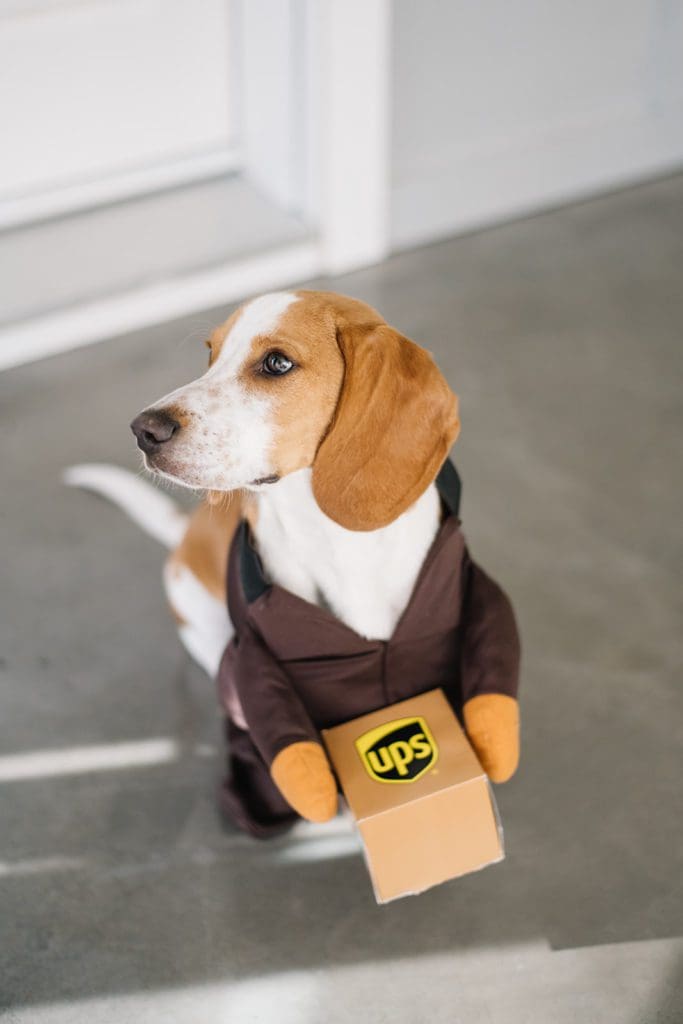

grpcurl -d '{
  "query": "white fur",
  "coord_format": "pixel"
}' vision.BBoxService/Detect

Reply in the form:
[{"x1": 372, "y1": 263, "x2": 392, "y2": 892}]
[
  {"x1": 144, "y1": 291, "x2": 298, "y2": 491},
  {"x1": 163, "y1": 561, "x2": 232, "y2": 678},
  {"x1": 253, "y1": 470, "x2": 441, "y2": 641}
]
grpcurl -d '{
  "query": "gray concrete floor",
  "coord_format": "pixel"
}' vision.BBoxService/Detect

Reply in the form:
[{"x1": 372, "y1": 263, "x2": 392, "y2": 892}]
[{"x1": 1, "y1": 176, "x2": 682, "y2": 1022}]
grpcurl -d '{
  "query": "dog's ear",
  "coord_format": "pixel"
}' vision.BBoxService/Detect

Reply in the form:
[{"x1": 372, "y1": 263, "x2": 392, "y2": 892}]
[{"x1": 312, "y1": 321, "x2": 460, "y2": 530}]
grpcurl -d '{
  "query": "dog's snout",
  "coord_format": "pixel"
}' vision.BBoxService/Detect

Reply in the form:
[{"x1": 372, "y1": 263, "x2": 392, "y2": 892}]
[{"x1": 130, "y1": 410, "x2": 181, "y2": 455}]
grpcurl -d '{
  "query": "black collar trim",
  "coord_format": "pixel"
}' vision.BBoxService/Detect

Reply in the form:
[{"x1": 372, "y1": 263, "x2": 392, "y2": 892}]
[
  {"x1": 238, "y1": 520, "x2": 269, "y2": 604},
  {"x1": 435, "y1": 457, "x2": 461, "y2": 518}
]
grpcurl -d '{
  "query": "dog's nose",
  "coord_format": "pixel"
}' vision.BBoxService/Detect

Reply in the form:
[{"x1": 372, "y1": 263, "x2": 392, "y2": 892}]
[{"x1": 130, "y1": 410, "x2": 180, "y2": 454}]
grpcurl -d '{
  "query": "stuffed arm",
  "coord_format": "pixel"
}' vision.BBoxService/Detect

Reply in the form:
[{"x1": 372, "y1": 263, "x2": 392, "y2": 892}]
[
  {"x1": 460, "y1": 554, "x2": 521, "y2": 783},
  {"x1": 231, "y1": 623, "x2": 337, "y2": 822}
]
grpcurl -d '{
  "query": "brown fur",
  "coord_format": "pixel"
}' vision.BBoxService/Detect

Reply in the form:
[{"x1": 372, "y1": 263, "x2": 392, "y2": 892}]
[
  {"x1": 168, "y1": 496, "x2": 242, "y2": 603},
  {"x1": 312, "y1": 316, "x2": 460, "y2": 530}
]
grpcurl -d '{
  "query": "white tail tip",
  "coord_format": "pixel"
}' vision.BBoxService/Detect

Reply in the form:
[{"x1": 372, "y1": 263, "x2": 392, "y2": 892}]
[{"x1": 64, "y1": 463, "x2": 189, "y2": 549}]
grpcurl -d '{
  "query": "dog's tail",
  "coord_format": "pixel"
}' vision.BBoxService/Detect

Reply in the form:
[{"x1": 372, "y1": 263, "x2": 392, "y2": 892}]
[{"x1": 63, "y1": 464, "x2": 189, "y2": 549}]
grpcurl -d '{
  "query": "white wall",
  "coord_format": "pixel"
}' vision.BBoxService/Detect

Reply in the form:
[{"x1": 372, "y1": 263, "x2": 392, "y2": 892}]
[{"x1": 391, "y1": 0, "x2": 683, "y2": 249}]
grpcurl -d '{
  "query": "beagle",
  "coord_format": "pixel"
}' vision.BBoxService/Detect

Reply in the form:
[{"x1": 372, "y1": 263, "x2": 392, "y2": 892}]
[
  {"x1": 131, "y1": 290, "x2": 461, "y2": 656},
  {"x1": 71, "y1": 290, "x2": 519, "y2": 829}
]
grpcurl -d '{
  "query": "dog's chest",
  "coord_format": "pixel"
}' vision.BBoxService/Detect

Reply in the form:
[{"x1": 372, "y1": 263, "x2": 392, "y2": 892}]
[{"x1": 252, "y1": 471, "x2": 441, "y2": 641}]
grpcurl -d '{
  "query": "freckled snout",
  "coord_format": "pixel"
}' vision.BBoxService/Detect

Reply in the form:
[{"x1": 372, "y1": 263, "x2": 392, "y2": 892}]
[{"x1": 130, "y1": 409, "x2": 180, "y2": 455}]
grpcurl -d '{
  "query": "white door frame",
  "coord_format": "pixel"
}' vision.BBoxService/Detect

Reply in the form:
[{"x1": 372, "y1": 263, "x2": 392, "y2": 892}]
[
  {"x1": 0, "y1": 0, "x2": 392, "y2": 370},
  {"x1": 240, "y1": 0, "x2": 391, "y2": 273},
  {"x1": 306, "y1": 0, "x2": 391, "y2": 274}
]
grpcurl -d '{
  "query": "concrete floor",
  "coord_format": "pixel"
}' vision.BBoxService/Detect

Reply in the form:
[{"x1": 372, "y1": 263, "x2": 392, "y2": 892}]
[{"x1": 1, "y1": 176, "x2": 682, "y2": 1022}]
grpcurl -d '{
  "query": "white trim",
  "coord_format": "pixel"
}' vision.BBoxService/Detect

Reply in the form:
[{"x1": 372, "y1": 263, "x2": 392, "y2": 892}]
[
  {"x1": 0, "y1": 147, "x2": 242, "y2": 231},
  {"x1": 391, "y1": 101, "x2": 683, "y2": 251},
  {"x1": 0, "y1": 240, "x2": 321, "y2": 371},
  {"x1": 240, "y1": 0, "x2": 299, "y2": 211},
  {"x1": 309, "y1": 0, "x2": 392, "y2": 273}
]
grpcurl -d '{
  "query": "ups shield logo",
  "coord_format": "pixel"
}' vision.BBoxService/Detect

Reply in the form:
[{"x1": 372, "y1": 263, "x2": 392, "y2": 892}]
[{"x1": 355, "y1": 716, "x2": 438, "y2": 784}]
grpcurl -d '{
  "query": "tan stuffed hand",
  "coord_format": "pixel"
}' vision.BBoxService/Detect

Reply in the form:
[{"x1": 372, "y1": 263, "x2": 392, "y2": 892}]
[
  {"x1": 463, "y1": 694, "x2": 520, "y2": 783},
  {"x1": 270, "y1": 741, "x2": 338, "y2": 822}
]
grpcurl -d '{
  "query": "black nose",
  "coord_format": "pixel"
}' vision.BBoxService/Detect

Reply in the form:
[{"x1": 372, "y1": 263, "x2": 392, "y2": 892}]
[{"x1": 130, "y1": 410, "x2": 181, "y2": 454}]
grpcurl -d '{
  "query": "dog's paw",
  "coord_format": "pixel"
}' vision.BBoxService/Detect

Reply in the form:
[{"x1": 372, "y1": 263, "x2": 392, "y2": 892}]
[
  {"x1": 463, "y1": 694, "x2": 519, "y2": 783},
  {"x1": 270, "y1": 741, "x2": 338, "y2": 822}
]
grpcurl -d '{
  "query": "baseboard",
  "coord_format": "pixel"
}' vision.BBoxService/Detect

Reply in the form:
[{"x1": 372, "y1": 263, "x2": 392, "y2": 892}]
[
  {"x1": 391, "y1": 103, "x2": 683, "y2": 250},
  {"x1": 0, "y1": 241, "x2": 321, "y2": 372}
]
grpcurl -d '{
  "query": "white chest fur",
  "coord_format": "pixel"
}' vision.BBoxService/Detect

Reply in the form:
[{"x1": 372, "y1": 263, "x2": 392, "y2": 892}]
[{"x1": 252, "y1": 470, "x2": 441, "y2": 641}]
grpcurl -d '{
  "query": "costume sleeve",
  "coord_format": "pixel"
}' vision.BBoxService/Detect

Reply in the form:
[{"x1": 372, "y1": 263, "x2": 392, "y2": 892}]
[
  {"x1": 459, "y1": 551, "x2": 521, "y2": 705},
  {"x1": 230, "y1": 622, "x2": 320, "y2": 766}
]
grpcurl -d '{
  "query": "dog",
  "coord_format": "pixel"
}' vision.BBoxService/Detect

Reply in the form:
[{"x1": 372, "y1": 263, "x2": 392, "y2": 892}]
[{"x1": 68, "y1": 290, "x2": 520, "y2": 836}]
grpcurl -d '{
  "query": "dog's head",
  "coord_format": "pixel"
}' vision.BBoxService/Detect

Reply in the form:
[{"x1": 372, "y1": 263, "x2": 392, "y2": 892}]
[{"x1": 131, "y1": 290, "x2": 459, "y2": 530}]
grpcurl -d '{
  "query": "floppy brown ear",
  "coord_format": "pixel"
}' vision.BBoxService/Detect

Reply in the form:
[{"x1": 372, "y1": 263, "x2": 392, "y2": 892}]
[{"x1": 312, "y1": 322, "x2": 460, "y2": 530}]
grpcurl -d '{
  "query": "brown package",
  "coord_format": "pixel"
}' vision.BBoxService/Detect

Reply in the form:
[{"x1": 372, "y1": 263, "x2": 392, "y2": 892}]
[{"x1": 322, "y1": 689, "x2": 504, "y2": 903}]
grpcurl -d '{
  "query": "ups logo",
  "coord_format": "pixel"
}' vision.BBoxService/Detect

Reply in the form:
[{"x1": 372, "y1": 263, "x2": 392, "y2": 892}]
[{"x1": 355, "y1": 716, "x2": 438, "y2": 784}]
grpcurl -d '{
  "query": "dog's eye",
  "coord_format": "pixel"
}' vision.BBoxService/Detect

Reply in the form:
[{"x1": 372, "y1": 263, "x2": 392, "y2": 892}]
[{"x1": 262, "y1": 351, "x2": 294, "y2": 376}]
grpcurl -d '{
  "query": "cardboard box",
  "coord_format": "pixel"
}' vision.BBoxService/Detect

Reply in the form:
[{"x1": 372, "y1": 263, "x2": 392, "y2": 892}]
[{"x1": 322, "y1": 689, "x2": 504, "y2": 903}]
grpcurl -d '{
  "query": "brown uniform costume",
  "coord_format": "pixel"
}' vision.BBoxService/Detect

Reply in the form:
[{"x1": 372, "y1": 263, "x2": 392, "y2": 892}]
[{"x1": 217, "y1": 461, "x2": 520, "y2": 837}]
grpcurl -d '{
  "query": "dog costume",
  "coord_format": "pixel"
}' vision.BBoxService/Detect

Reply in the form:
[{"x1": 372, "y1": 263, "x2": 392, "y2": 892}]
[{"x1": 217, "y1": 459, "x2": 520, "y2": 837}]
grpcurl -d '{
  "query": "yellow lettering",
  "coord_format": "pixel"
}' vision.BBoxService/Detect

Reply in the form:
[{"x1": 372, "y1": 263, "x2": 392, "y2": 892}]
[
  {"x1": 409, "y1": 733, "x2": 432, "y2": 759},
  {"x1": 367, "y1": 747, "x2": 394, "y2": 774},
  {"x1": 388, "y1": 740, "x2": 414, "y2": 776}
]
